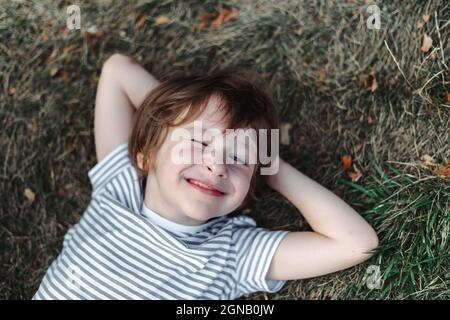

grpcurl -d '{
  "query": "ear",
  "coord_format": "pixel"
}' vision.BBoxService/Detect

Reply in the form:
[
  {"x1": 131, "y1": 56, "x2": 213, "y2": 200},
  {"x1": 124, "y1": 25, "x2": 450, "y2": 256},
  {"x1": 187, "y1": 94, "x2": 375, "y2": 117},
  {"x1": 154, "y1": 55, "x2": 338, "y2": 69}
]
[{"x1": 136, "y1": 152, "x2": 150, "y2": 171}]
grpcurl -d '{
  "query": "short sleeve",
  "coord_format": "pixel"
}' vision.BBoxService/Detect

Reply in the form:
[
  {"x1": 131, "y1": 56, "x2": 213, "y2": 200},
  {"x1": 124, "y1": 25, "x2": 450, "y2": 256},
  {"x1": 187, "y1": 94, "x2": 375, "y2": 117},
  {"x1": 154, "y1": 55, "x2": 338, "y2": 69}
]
[
  {"x1": 87, "y1": 143, "x2": 132, "y2": 198},
  {"x1": 232, "y1": 216, "x2": 290, "y2": 297}
]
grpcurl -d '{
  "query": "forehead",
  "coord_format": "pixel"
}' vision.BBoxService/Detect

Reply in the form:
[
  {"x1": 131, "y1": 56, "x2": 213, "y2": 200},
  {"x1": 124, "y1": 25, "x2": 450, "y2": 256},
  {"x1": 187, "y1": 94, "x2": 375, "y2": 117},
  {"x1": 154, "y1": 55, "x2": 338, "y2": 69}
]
[
  {"x1": 184, "y1": 94, "x2": 227, "y2": 129},
  {"x1": 171, "y1": 95, "x2": 257, "y2": 147}
]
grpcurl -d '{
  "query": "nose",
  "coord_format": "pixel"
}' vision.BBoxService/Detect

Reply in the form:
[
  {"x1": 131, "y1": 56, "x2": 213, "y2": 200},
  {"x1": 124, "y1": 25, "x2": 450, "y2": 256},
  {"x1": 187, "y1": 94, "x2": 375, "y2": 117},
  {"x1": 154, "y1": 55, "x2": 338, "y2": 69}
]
[{"x1": 202, "y1": 151, "x2": 228, "y2": 179}]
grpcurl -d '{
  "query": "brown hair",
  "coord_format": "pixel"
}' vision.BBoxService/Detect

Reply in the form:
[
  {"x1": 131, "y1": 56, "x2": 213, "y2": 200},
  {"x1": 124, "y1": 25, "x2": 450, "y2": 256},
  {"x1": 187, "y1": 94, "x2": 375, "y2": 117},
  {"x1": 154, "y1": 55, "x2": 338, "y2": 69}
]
[{"x1": 128, "y1": 72, "x2": 279, "y2": 209}]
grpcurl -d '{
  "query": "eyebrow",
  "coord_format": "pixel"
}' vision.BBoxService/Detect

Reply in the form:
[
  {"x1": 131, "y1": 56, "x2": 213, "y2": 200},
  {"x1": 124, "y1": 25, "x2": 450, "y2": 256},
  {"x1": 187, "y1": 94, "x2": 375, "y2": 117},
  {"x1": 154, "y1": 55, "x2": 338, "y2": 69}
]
[{"x1": 184, "y1": 125, "x2": 227, "y2": 134}]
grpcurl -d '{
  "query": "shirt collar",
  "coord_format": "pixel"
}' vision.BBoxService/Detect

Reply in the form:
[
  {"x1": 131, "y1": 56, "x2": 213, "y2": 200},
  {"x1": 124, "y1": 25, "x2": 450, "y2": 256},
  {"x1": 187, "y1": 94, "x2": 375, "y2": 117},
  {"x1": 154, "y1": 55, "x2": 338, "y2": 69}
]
[{"x1": 141, "y1": 203, "x2": 217, "y2": 235}]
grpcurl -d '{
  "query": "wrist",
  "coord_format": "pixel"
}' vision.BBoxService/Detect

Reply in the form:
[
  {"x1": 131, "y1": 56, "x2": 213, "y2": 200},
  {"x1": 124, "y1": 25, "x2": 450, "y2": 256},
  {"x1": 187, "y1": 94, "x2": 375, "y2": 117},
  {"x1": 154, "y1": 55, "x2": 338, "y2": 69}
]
[{"x1": 264, "y1": 156, "x2": 284, "y2": 190}]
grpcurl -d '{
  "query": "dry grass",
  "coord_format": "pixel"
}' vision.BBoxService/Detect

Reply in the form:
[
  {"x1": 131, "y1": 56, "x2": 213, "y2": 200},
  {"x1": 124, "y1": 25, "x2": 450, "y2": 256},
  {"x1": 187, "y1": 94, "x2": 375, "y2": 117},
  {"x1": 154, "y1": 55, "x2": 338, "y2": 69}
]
[{"x1": 0, "y1": 0, "x2": 448, "y2": 299}]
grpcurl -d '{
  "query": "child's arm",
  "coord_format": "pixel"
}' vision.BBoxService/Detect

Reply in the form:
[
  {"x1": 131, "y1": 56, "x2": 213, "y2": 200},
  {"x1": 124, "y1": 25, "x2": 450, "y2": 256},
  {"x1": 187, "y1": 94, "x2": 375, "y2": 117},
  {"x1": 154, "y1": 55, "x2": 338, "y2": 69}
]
[
  {"x1": 94, "y1": 53, "x2": 160, "y2": 162},
  {"x1": 266, "y1": 158, "x2": 379, "y2": 280}
]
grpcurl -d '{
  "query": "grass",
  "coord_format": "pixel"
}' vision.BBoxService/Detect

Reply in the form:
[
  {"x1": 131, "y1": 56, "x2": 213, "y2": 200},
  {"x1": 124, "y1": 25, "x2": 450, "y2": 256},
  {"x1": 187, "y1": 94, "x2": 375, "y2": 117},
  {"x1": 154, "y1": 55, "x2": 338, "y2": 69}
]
[{"x1": 0, "y1": 0, "x2": 448, "y2": 299}]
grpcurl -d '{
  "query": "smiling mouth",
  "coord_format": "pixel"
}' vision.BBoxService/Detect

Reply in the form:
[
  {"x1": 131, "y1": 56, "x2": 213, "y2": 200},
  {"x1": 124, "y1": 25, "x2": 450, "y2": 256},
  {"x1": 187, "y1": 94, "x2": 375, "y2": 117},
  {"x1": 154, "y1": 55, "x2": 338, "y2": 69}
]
[{"x1": 184, "y1": 178, "x2": 225, "y2": 197}]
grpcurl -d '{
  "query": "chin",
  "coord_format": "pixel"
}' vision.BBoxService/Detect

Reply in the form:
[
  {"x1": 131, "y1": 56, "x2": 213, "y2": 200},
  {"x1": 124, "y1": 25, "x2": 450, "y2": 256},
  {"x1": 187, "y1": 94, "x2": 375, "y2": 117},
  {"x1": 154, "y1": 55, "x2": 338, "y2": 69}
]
[{"x1": 183, "y1": 205, "x2": 219, "y2": 222}]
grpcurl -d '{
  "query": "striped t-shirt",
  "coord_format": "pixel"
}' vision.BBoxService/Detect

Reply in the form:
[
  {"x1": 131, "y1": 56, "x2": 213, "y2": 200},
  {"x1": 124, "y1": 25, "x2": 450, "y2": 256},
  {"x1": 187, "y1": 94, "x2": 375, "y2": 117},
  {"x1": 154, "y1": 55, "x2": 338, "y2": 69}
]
[{"x1": 33, "y1": 143, "x2": 289, "y2": 300}]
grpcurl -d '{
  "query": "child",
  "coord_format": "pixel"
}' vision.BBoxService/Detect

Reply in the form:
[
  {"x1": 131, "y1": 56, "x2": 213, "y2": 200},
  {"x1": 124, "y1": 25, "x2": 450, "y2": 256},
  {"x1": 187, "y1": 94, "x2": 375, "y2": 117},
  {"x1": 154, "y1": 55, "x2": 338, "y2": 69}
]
[{"x1": 33, "y1": 53, "x2": 379, "y2": 300}]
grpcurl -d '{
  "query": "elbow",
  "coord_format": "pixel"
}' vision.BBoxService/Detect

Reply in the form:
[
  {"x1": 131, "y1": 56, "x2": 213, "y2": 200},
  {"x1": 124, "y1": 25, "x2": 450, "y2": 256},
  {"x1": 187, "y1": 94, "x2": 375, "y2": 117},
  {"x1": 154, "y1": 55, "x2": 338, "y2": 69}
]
[
  {"x1": 344, "y1": 228, "x2": 379, "y2": 258},
  {"x1": 356, "y1": 231, "x2": 379, "y2": 257},
  {"x1": 102, "y1": 53, "x2": 129, "y2": 74}
]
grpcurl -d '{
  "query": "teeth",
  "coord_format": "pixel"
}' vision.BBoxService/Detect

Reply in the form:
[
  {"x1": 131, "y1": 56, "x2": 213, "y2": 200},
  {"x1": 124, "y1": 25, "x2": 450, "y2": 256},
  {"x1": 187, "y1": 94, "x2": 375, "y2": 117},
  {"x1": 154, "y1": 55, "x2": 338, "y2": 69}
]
[{"x1": 189, "y1": 179, "x2": 218, "y2": 191}]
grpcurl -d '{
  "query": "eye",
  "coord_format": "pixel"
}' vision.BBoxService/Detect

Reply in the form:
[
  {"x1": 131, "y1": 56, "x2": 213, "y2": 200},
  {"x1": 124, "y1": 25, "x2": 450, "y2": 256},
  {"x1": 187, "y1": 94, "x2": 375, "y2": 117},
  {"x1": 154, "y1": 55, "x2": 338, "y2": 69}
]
[
  {"x1": 232, "y1": 154, "x2": 247, "y2": 166},
  {"x1": 190, "y1": 138, "x2": 208, "y2": 147}
]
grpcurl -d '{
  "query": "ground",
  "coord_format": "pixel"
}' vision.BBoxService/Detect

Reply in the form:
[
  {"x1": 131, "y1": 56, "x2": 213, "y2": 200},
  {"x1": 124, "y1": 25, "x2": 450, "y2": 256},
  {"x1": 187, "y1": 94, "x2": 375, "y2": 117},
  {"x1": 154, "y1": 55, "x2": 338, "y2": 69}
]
[{"x1": 0, "y1": 0, "x2": 448, "y2": 299}]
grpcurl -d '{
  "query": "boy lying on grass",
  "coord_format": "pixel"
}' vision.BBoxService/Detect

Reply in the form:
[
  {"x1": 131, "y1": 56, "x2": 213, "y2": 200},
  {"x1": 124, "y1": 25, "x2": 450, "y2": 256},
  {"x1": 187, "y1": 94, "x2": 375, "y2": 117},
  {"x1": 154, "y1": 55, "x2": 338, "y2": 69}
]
[{"x1": 34, "y1": 53, "x2": 378, "y2": 299}]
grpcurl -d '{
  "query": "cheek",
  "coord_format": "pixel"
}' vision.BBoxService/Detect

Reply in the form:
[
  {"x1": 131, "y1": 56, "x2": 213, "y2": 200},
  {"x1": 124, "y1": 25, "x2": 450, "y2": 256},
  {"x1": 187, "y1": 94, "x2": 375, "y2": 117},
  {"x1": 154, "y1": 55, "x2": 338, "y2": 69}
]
[{"x1": 229, "y1": 168, "x2": 252, "y2": 193}]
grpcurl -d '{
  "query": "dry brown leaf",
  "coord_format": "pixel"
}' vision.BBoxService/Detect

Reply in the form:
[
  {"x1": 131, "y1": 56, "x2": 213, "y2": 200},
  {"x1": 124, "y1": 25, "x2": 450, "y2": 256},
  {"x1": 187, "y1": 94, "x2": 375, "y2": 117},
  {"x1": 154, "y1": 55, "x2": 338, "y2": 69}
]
[
  {"x1": 341, "y1": 155, "x2": 352, "y2": 171},
  {"x1": 422, "y1": 15, "x2": 430, "y2": 24},
  {"x1": 24, "y1": 188, "x2": 36, "y2": 202},
  {"x1": 8, "y1": 87, "x2": 16, "y2": 95},
  {"x1": 60, "y1": 70, "x2": 69, "y2": 82},
  {"x1": 420, "y1": 154, "x2": 435, "y2": 166},
  {"x1": 211, "y1": 11, "x2": 225, "y2": 28},
  {"x1": 291, "y1": 25, "x2": 302, "y2": 35},
  {"x1": 155, "y1": 15, "x2": 170, "y2": 26},
  {"x1": 421, "y1": 34, "x2": 433, "y2": 52},
  {"x1": 347, "y1": 166, "x2": 363, "y2": 182},
  {"x1": 314, "y1": 69, "x2": 328, "y2": 91},
  {"x1": 50, "y1": 66, "x2": 59, "y2": 77},
  {"x1": 445, "y1": 91, "x2": 450, "y2": 103},
  {"x1": 433, "y1": 164, "x2": 450, "y2": 178},
  {"x1": 136, "y1": 14, "x2": 147, "y2": 28},
  {"x1": 364, "y1": 71, "x2": 378, "y2": 92},
  {"x1": 222, "y1": 7, "x2": 239, "y2": 22},
  {"x1": 197, "y1": 7, "x2": 238, "y2": 29}
]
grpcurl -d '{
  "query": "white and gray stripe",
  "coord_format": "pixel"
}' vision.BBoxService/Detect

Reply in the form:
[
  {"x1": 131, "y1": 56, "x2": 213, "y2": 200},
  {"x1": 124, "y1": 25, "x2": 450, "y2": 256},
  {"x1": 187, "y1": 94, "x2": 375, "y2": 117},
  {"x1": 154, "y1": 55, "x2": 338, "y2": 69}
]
[{"x1": 33, "y1": 143, "x2": 289, "y2": 300}]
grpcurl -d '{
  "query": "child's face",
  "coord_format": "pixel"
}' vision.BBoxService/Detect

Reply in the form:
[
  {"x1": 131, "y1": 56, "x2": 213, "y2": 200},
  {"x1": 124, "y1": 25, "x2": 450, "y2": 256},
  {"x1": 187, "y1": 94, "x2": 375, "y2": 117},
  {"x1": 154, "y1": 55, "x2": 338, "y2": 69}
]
[{"x1": 142, "y1": 95, "x2": 257, "y2": 226}]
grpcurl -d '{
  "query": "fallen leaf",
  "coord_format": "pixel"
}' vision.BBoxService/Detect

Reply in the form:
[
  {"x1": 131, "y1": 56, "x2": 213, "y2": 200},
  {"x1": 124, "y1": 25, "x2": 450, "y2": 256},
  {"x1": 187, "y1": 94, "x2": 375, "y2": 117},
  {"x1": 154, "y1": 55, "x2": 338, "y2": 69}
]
[
  {"x1": 446, "y1": 91, "x2": 450, "y2": 103},
  {"x1": 347, "y1": 166, "x2": 363, "y2": 182},
  {"x1": 196, "y1": 7, "x2": 238, "y2": 29},
  {"x1": 433, "y1": 164, "x2": 450, "y2": 178},
  {"x1": 222, "y1": 7, "x2": 239, "y2": 23},
  {"x1": 155, "y1": 15, "x2": 170, "y2": 25},
  {"x1": 50, "y1": 66, "x2": 59, "y2": 77},
  {"x1": 60, "y1": 70, "x2": 69, "y2": 82},
  {"x1": 136, "y1": 14, "x2": 147, "y2": 28},
  {"x1": 262, "y1": 292, "x2": 269, "y2": 300},
  {"x1": 8, "y1": 87, "x2": 16, "y2": 95},
  {"x1": 421, "y1": 34, "x2": 433, "y2": 52},
  {"x1": 422, "y1": 15, "x2": 430, "y2": 24},
  {"x1": 420, "y1": 154, "x2": 435, "y2": 166},
  {"x1": 314, "y1": 69, "x2": 328, "y2": 91},
  {"x1": 24, "y1": 188, "x2": 36, "y2": 202},
  {"x1": 292, "y1": 25, "x2": 302, "y2": 34},
  {"x1": 364, "y1": 71, "x2": 378, "y2": 92},
  {"x1": 341, "y1": 155, "x2": 352, "y2": 171},
  {"x1": 211, "y1": 13, "x2": 225, "y2": 28}
]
